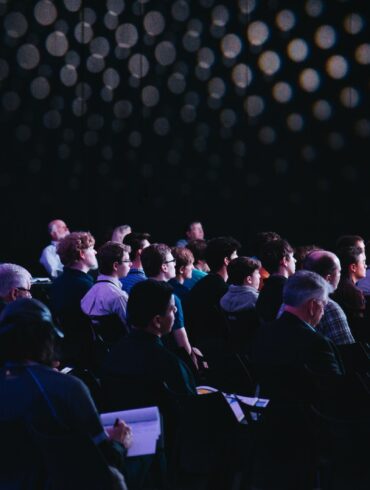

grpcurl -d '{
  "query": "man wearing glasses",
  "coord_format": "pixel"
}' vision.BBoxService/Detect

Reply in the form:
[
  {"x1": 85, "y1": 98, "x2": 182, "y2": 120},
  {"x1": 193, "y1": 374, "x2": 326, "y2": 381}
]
[
  {"x1": 0, "y1": 263, "x2": 32, "y2": 314},
  {"x1": 81, "y1": 241, "x2": 132, "y2": 333}
]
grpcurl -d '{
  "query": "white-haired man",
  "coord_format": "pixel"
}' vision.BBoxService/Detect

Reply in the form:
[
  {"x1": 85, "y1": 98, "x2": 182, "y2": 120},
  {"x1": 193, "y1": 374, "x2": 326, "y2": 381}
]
[
  {"x1": 0, "y1": 263, "x2": 32, "y2": 313},
  {"x1": 40, "y1": 219, "x2": 70, "y2": 278}
]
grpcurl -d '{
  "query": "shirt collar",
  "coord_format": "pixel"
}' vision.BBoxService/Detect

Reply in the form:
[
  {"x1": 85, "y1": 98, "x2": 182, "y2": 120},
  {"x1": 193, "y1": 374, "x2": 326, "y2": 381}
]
[{"x1": 97, "y1": 274, "x2": 121, "y2": 287}]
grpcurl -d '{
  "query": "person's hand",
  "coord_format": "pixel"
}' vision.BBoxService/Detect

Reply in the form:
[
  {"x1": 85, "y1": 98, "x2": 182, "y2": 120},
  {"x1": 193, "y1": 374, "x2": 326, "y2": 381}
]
[
  {"x1": 106, "y1": 419, "x2": 133, "y2": 448},
  {"x1": 191, "y1": 347, "x2": 208, "y2": 369}
]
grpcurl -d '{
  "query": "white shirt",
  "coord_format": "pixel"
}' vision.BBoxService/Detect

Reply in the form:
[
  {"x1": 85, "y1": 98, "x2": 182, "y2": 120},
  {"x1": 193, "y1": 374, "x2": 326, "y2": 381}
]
[
  {"x1": 39, "y1": 241, "x2": 63, "y2": 278},
  {"x1": 80, "y1": 274, "x2": 128, "y2": 325}
]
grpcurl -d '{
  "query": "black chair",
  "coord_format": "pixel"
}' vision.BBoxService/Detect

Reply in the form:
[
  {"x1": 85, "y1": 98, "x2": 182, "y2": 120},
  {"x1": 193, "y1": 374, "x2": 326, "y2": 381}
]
[
  {"x1": 222, "y1": 308, "x2": 260, "y2": 357},
  {"x1": 90, "y1": 314, "x2": 129, "y2": 346}
]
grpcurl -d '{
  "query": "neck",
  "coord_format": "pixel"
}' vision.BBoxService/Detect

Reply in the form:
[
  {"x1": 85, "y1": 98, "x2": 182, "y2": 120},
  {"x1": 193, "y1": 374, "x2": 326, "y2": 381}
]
[
  {"x1": 69, "y1": 263, "x2": 89, "y2": 273},
  {"x1": 176, "y1": 274, "x2": 184, "y2": 284},
  {"x1": 274, "y1": 268, "x2": 289, "y2": 278},
  {"x1": 150, "y1": 273, "x2": 168, "y2": 282},
  {"x1": 131, "y1": 258, "x2": 142, "y2": 269},
  {"x1": 215, "y1": 268, "x2": 227, "y2": 282},
  {"x1": 284, "y1": 305, "x2": 313, "y2": 327}
]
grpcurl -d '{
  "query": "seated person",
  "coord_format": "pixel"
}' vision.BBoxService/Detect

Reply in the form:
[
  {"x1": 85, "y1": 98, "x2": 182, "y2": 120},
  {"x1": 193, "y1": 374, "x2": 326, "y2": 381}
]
[
  {"x1": 184, "y1": 236, "x2": 240, "y2": 360},
  {"x1": 111, "y1": 224, "x2": 132, "y2": 243},
  {"x1": 256, "y1": 238, "x2": 296, "y2": 323},
  {"x1": 141, "y1": 244, "x2": 194, "y2": 357},
  {"x1": 183, "y1": 239, "x2": 209, "y2": 289},
  {"x1": 120, "y1": 232, "x2": 151, "y2": 294},
  {"x1": 81, "y1": 242, "x2": 132, "y2": 341},
  {"x1": 169, "y1": 247, "x2": 194, "y2": 302},
  {"x1": 102, "y1": 280, "x2": 197, "y2": 396},
  {"x1": 220, "y1": 256, "x2": 261, "y2": 313},
  {"x1": 0, "y1": 298, "x2": 131, "y2": 486},
  {"x1": 40, "y1": 219, "x2": 70, "y2": 278},
  {"x1": 332, "y1": 246, "x2": 367, "y2": 341},
  {"x1": 0, "y1": 263, "x2": 32, "y2": 314},
  {"x1": 176, "y1": 220, "x2": 204, "y2": 248},
  {"x1": 248, "y1": 231, "x2": 281, "y2": 290},
  {"x1": 303, "y1": 250, "x2": 355, "y2": 345},
  {"x1": 49, "y1": 231, "x2": 98, "y2": 366},
  {"x1": 252, "y1": 270, "x2": 345, "y2": 402}
]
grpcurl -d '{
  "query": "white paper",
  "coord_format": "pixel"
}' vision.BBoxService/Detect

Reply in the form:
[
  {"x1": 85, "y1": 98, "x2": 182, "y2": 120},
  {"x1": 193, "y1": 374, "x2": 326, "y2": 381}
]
[{"x1": 100, "y1": 406, "x2": 161, "y2": 457}]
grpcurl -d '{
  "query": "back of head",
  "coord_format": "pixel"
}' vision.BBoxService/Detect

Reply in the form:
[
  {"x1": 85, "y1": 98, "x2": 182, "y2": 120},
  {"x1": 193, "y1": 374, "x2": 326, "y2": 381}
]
[
  {"x1": 186, "y1": 239, "x2": 207, "y2": 264},
  {"x1": 302, "y1": 250, "x2": 337, "y2": 278},
  {"x1": 250, "y1": 231, "x2": 281, "y2": 257},
  {"x1": 141, "y1": 243, "x2": 170, "y2": 277},
  {"x1": 0, "y1": 263, "x2": 32, "y2": 298},
  {"x1": 97, "y1": 241, "x2": 131, "y2": 275},
  {"x1": 0, "y1": 298, "x2": 61, "y2": 364},
  {"x1": 283, "y1": 270, "x2": 329, "y2": 308},
  {"x1": 127, "y1": 280, "x2": 173, "y2": 329},
  {"x1": 205, "y1": 236, "x2": 241, "y2": 272},
  {"x1": 57, "y1": 231, "x2": 95, "y2": 267},
  {"x1": 111, "y1": 224, "x2": 131, "y2": 242},
  {"x1": 228, "y1": 256, "x2": 261, "y2": 285},
  {"x1": 259, "y1": 238, "x2": 293, "y2": 274},
  {"x1": 123, "y1": 232, "x2": 151, "y2": 260}
]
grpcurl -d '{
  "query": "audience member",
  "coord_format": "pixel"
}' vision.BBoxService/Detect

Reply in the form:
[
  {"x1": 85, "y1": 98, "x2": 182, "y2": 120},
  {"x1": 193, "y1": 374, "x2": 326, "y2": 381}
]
[
  {"x1": 176, "y1": 221, "x2": 204, "y2": 248},
  {"x1": 168, "y1": 247, "x2": 194, "y2": 302},
  {"x1": 356, "y1": 239, "x2": 370, "y2": 295},
  {"x1": 333, "y1": 246, "x2": 368, "y2": 341},
  {"x1": 256, "y1": 238, "x2": 296, "y2": 323},
  {"x1": 252, "y1": 270, "x2": 344, "y2": 401},
  {"x1": 185, "y1": 236, "x2": 241, "y2": 346},
  {"x1": 111, "y1": 225, "x2": 132, "y2": 243},
  {"x1": 220, "y1": 256, "x2": 260, "y2": 313},
  {"x1": 81, "y1": 241, "x2": 132, "y2": 336},
  {"x1": 141, "y1": 243, "x2": 193, "y2": 356},
  {"x1": 40, "y1": 219, "x2": 70, "y2": 278},
  {"x1": 303, "y1": 250, "x2": 355, "y2": 345},
  {"x1": 49, "y1": 231, "x2": 98, "y2": 366},
  {"x1": 120, "y1": 232, "x2": 150, "y2": 293},
  {"x1": 183, "y1": 239, "x2": 209, "y2": 289},
  {"x1": 0, "y1": 263, "x2": 32, "y2": 314},
  {"x1": 249, "y1": 231, "x2": 281, "y2": 290},
  {"x1": 0, "y1": 298, "x2": 131, "y2": 486},
  {"x1": 103, "y1": 280, "x2": 197, "y2": 395}
]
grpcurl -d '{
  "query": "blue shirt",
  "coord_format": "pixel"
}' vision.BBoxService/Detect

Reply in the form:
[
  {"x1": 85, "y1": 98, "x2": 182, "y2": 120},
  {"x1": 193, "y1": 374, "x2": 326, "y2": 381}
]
[{"x1": 120, "y1": 268, "x2": 147, "y2": 294}]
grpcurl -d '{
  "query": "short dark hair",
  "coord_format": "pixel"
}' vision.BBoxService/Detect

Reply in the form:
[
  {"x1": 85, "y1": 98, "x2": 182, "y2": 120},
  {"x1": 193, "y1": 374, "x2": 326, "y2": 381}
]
[
  {"x1": 97, "y1": 241, "x2": 131, "y2": 275},
  {"x1": 337, "y1": 246, "x2": 364, "y2": 277},
  {"x1": 250, "y1": 231, "x2": 281, "y2": 257},
  {"x1": 186, "y1": 239, "x2": 207, "y2": 264},
  {"x1": 123, "y1": 232, "x2": 151, "y2": 261},
  {"x1": 141, "y1": 243, "x2": 171, "y2": 278},
  {"x1": 205, "y1": 237, "x2": 241, "y2": 272},
  {"x1": 302, "y1": 250, "x2": 338, "y2": 278},
  {"x1": 227, "y1": 256, "x2": 261, "y2": 285},
  {"x1": 336, "y1": 235, "x2": 364, "y2": 251},
  {"x1": 259, "y1": 238, "x2": 293, "y2": 274},
  {"x1": 128, "y1": 280, "x2": 173, "y2": 329},
  {"x1": 0, "y1": 298, "x2": 58, "y2": 365},
  {"x1": 57, "y1": 231, "x2": 95, "y2": 267},
  {"x1": 295, "y1": 245, "x2": 321, "y2": 271}
]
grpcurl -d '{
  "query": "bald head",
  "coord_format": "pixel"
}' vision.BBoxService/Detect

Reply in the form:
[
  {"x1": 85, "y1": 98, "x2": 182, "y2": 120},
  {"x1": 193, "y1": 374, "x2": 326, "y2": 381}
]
[
  {"x1": 48, "y1": 219, "x2": 69, "y2": 242},
  {"x1": 303, "y1": 250, "x2": 341, "y2": 291}
]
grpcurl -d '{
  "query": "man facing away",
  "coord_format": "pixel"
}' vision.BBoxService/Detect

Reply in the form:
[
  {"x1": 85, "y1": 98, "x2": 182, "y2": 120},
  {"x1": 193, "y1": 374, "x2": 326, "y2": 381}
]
[
  {"x1": 40, "y1": 219, "x2": 70, "y2": 278},
  {"x1": 303, "y1": 250, "x2": 355, "y2": 345}
]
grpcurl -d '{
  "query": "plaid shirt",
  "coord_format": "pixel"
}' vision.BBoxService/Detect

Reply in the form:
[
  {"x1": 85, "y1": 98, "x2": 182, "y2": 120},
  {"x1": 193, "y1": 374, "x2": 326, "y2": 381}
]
[{"x1": 317, "y1": 298, "x2": 355, "y2": 345}]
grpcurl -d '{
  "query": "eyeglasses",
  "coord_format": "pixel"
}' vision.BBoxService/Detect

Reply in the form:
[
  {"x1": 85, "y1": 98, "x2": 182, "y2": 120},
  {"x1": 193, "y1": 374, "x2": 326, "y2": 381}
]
[
  {"x1": 164, "y1": 259, "x2": 176, "y2": 264},
  {"x1": 120, "y1": 260, "x2": 132, "y2": 263}
]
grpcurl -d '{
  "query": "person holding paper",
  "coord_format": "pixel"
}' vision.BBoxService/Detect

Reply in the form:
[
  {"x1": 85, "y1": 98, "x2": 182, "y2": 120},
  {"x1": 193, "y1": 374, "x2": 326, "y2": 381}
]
[
  {"x1": 103, "y1": 279, "x2": 197, "y2": 396},
  {"x1": 0, "y1": 298, "x2": 131, "y2": 487}
]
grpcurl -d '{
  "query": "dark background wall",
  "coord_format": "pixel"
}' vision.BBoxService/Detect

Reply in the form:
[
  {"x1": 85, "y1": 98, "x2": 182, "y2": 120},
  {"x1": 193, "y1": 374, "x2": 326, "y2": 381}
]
[{"x1": 0, "y1": 0, "x2": 369, "y2": 274}]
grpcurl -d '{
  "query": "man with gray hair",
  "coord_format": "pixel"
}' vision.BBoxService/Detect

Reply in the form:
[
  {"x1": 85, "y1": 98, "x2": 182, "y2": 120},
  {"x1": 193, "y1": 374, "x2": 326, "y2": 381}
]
[
  {"x1": 40, "y1": 219, "x2": 70, "y2": 278},
  {"x1": 0, "y1": 263, "x2": 32, "y2": 313},
  {"x1": 252, "y1": 270, "x2": 344, "y2": 401},
  {"x1": 303, "y1": 250, "x2": 355, "y2": 345}
]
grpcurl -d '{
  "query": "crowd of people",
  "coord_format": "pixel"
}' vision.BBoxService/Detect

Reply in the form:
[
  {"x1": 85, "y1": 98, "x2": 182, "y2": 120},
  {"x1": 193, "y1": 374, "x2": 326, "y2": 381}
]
[{"x1": 0, "y1": 219, "x2": 369, "y2": 489}]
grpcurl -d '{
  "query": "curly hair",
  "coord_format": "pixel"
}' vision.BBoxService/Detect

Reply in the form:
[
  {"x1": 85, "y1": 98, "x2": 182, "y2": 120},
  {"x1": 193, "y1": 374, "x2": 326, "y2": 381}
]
[{"x1": 57, "y1": 231, "x2": 95, "y2": 267}]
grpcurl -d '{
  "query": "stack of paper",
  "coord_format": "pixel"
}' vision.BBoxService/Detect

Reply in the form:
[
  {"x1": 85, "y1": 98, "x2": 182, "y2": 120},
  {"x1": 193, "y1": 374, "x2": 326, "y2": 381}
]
[{"x1": 101, "y1": 406, "x2": 161, "y2": 457}]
